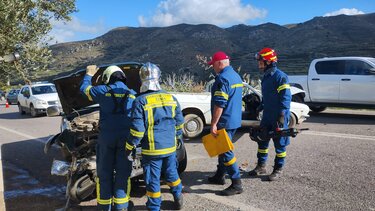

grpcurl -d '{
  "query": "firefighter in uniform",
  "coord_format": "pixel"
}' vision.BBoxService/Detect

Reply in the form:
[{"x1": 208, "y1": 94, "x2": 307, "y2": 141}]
[
  {"x1": 126, "y1": 62, "x2": 184, "y2": 211},
  {"x1": 207, "y1": 51, "x2": 244, "y2": 196},
  {"x1": 80, "y1": 65, "x2": 136, "y2": 210},
  {"x1": 248, "y1": 48, "x2": 292, "y2": 181}
]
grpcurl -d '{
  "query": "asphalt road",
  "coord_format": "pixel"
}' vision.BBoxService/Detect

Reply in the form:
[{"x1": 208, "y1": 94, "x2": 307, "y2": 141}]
[{"x1": 0, "y1": 102, "x2": 374, "y2": 211}]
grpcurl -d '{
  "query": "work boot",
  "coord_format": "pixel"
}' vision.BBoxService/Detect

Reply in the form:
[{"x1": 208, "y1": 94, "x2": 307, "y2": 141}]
[
  {"x1": 268, "y1": 166, "x2": 283, "y2": 181},
  {"x1": 115, "y1": 200, "x2": 134, "y2": 211},
  {"x1": 173, "y1": 194, "x2": 184, "y2": 210},
  {"x1": 208, "y1": 166, "x2": 226, "y2": 185},
  {"x1": 220, "y1": 178, "x2": 243, "y2": 196},
  {"x1": 248, "y1": 163, "x2": 267, "y2": 176}
]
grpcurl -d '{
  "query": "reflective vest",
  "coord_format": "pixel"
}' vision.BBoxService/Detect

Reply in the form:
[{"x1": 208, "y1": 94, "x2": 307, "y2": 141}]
[
  {"x1": 260, "y1": 67, "x2": 291, "y2": 126},
  {"x1": 80, "y1": 75, "x2": 136, "y2": 131},
  {"x1": 211, "y1": 66, "x2": 243, "y2": 129},
  {"x1": 127, "y1": 90, "x2": 184, "y2": 157}
]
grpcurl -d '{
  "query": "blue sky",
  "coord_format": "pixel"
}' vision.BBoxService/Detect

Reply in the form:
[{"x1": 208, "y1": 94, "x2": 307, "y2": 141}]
[{"x1": 49, "y1": 0, "x2": 375, "y2": 44}]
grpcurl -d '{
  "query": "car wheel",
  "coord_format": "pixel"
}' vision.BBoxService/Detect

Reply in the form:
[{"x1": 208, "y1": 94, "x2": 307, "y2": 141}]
[
  {"x1": 18, "y1": 103, "x2": 25, "y2": 114},
  {"x1": 288, "y1": 113, "x2": 297, "y2": 128},
  {"x1": 310, "y1": 106, "x2": 327, "y2": 113},
  {"x1": 183, "y1": 113, "x2": 204, "y2": 138},
  {"x1": 30, "y1": 104, "x2": 38, "y2": 117}
]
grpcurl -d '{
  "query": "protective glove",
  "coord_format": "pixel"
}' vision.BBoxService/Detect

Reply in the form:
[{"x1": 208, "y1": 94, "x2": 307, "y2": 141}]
[
  {"x1": 86, "y1": 65, "x2": 99, "y2": 76},
  {"x1": 125, "y1": 149, "x2": 135, "y2": 161}
]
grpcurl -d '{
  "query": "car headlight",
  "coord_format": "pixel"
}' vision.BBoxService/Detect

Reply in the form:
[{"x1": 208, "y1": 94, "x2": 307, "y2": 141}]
[
  {"x1": 51, "y1": 160, "x2": 70, "y2": 176},
  {"x1": 36, "y1": 99, "x2": 47, "y2": 105}
]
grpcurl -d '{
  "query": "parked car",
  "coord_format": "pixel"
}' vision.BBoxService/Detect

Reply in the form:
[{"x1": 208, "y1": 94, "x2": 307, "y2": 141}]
[
  {"x1": 173, "y1": 82, "x2": 310, "y2": 138},
  {"x1": 44, "y1": 62, "x2": 188, "y2": 205},
  {"x1": 6, "y1": 88, "x2": 20, "y2": 104},
  {"x1": 17, "y1": 82, "x2": 62, "y2": 117},
  {"x1": 289, "y1": 57, "x2": 375, "y2": 112}
]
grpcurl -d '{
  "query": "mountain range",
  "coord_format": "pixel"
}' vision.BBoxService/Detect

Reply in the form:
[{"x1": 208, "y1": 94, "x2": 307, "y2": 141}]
[{"x1": 49, "y1": 13, "x2": 375, "y2": 81}]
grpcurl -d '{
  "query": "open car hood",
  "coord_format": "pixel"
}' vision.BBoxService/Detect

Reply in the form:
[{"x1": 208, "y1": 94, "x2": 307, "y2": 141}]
[{"x1": 53, "y1": 62, "x2": 143, "y2": 115}]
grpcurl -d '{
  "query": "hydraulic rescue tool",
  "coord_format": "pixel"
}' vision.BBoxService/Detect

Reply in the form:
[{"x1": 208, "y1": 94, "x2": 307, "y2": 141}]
[{"x1": 249, "y1": 127, "x2": 309, "y2": 142}]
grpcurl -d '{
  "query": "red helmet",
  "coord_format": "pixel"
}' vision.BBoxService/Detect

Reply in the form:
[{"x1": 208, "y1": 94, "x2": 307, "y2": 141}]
[{"x1": 255, "y1": 48, "x2": 277, "y2": 62}]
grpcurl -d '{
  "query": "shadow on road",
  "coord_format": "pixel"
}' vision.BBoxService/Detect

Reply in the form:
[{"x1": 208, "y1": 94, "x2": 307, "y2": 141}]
[{"x1": 1, "y1": 137, "x2": 66, "y2": 211}]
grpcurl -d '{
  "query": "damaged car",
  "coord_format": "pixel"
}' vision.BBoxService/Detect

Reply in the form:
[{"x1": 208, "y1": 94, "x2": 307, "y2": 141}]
[{"x1": 44, "y1": 62, "x2": 187, "y2": 207}]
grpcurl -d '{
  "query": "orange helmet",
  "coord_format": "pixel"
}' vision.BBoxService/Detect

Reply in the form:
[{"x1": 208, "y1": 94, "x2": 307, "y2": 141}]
[{"x1": 255, "y1": 48, "x2": 277, "y2": 62}]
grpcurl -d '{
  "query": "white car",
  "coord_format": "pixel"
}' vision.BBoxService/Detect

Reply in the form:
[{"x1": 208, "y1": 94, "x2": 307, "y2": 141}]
[
  {"x1": 173, "y1": 82, "x2": 310, "y2": 138},
  {"x1": 17, "y1": 82, "x2": 61, "y2": 117}
]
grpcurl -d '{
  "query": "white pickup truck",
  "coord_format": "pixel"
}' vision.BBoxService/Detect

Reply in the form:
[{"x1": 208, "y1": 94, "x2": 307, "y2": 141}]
[
  {"x1": 289, "y1": 57, "x2": 375, "y2": 112},
  {"x1": 173, "y1": 82, "x2": 310, "y2": 138}
]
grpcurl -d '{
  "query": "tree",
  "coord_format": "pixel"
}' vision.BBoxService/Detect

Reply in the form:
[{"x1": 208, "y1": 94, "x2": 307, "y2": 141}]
[{"x1": 0, "y1": 0, "x2": 76, "y2": 85}]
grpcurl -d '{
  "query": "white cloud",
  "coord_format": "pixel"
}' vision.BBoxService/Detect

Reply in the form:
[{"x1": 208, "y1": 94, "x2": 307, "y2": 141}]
[
  {"x1": 48, "y1": 16, "x2": 107, "y2": 44},
  {"x1": 138, "y1": 0, "x2": 267, "y2": 27},
  {"x1": 324, "y1": 8, "x2": 365, "y2": 17}
]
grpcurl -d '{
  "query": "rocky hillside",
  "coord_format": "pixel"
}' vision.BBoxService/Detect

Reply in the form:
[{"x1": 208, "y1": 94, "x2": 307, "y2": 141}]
[{"x1": 49, "y1": 13, "x2": 375, "y2": 81}]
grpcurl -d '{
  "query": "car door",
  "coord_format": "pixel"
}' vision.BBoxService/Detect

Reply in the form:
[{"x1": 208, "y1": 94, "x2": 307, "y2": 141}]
[
  {"x1": 308, "y1": 60, "x2": 344, "y2": 102},
  {"x1": 18, "y1": 87, "x2": 26, "y2": 107},
  {"x1": 21, "y1": 87, "x2": 31, "y2": 108},
  {"x1": 339, "y1": 60, "x2": 375, "y2": 104}
]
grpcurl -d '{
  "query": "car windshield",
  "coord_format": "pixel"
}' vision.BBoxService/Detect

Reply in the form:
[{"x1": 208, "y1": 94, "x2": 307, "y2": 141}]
[
  {"x1": 10, "y1": 89, "x2": 19, "y2": 95},
  {"x1": 368, "y1": 58, "x2": 375, "y2": 66},
  {"x1": 32, "y1": 85, "x2": 57, "y2": 95}
]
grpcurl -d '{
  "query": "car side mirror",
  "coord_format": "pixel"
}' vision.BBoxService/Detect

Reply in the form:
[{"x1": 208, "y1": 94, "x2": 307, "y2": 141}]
[
  {"x1": 46, "y1": 106, "x2": 61, "y2": 117},
  {"x1": 369, "y1": 68, "x2": 375, "y2": 75}
]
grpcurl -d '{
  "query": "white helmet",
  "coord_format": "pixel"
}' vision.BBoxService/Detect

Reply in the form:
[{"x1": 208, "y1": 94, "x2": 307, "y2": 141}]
[
  {"x1": 102, "y1": 65, "x2": 125, "y2": 84},
  {"x1": 139, "y1": 62, "x2": 162, "y2": 93}
]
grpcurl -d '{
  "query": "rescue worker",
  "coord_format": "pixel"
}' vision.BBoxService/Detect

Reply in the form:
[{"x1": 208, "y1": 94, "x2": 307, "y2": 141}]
[
  {"x1": 207, "y1": 51, "x2": 244, "y2": 196},
  {"x1": 126, "y1": 62, "x2": 184, "y2": 211},
  {"x1": 248, "y1": 48, "x2": 292, "y2": 181},
  {"x1": 80, "y1": 65, "x2": 136, "y2": 211}
]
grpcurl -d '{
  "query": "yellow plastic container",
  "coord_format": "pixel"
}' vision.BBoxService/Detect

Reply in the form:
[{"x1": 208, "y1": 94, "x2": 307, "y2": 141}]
[{"x1": 202, "y1": 129, "x2": 234, "y2": 157}]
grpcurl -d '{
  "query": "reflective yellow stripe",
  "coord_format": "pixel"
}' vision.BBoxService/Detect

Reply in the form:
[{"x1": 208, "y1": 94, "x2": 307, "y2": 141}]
[
  {"x1": 146, "y1": 93, "x2": 174, "y2": 104},
  {"x1": 277, "y1": 84, "x2": 290, "y2": 93},
  {"x1": 214, "y1": 91, "x2": 228, "y2": 100},
  {"x1": 258, "y1": 148, "x2": 269, "y2": 154},
  {"x1": 269, "y1": 56, "x2": 277, "y2": 61},
  {"x1": 146, "y1": 108, "x2": 155, "y2": 150},
  {"x1": 144, "y1": 102, "x2": 177, "y2": 110},
  {"x1": 104, "y1": 93, "x2": 136, "y2": 98},
  {"x1": 146, "y1": 191, "x2": 161, "y2": 198},
  {"x1": 175, "y1": 123, "x2": 184, "y2": 130},
  {"x1": 224, "y1": 157, "x2": 237, "y2": 166},
  {"x1": 113, "y1": 196, "x2": 129, "y2": 204},
  {"x1": 126, "y1": 142, "x2": 135, "y2": 150},
  {"x1": 127, "y1": 177, "x2": 131, "y2": 197},
  {"x1": 130, "y1": 129, "x2": 144, "y2": 138},
  {"x1": 167, "y1": 178, "x2": 181, "y2": 187},
  {"x1": 142, "y1": 146, "x2": 176, "y2": 156},
  {"x1": 96, "y1": 177, "x2": 112, "y2": 205},
  {"x1": 231, "y1": 83, "x2": 243, "y2": 89},
  {"x1": 85, "y1": 85, "x2": 93, "y2": 101},
  {"x1": 261, "y1": 50, "x2": 274, "y2": 57},
  {"x1": 172, "y1": 104, "x2": 176, "y2": 117},
  {"x1": 276, "y1": 151, "x2": 287, "y2": 158}
]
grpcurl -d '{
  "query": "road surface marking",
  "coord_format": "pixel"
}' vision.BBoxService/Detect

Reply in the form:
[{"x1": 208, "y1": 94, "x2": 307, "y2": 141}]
[
  {"x1": 0, "y1": 125, "x2": 55, "y2": 210},
  {"x1": 0, "y1": 125, "x2": 48, "y2": 144},
  {"x1": 189, "y1": 184, "x2": 263, "y2": 211},
  {"x1": 302, "y1": 130, "x2": 375, "y2": 141}
]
